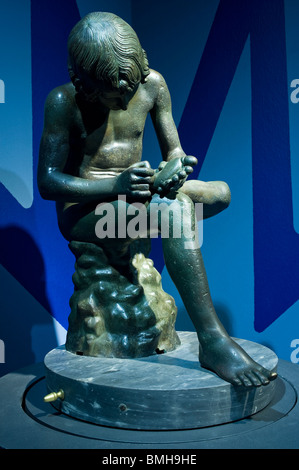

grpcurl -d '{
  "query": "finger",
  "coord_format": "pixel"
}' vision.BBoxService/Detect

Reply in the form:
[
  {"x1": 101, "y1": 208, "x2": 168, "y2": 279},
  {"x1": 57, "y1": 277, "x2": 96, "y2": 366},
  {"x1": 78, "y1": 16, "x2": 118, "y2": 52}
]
[
  {"x1": 132, "y1": 167, "x2": 155, "y2": 177},
  {"x1": 131, "y1": 174, "x2": 154, "y2": 184},
  {"x1": 131, "y1": 190, "x2": 152, "y2": 199},
  {"x1": 162, "y1": 179, "x2": 172, "y2": 187},
  {"x1": 172, "y1": 174, "x2": 180, "y2": 182},
  {"x1": 131, "y1": 184, "x2": 150, "y2": 191},
  {"x1": 171, "y1": 181, "x2": 182, "y2": 191},
  {"x1": 178, "y1": 170, "x2": 187, "y2": 179},
  {"x1": 131, "y1": 160, "x2": 151, "y2": 169},
  {"x1": 158, "y1": 161, "x2": 167, "y2": 171}
]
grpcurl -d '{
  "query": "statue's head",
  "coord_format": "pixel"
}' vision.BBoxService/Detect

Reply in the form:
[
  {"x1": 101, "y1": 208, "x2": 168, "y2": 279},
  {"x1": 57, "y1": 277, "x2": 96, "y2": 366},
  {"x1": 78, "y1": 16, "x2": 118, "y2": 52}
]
[{"x1": 68, "y1": 12, "x2": 150, "y2": 105}]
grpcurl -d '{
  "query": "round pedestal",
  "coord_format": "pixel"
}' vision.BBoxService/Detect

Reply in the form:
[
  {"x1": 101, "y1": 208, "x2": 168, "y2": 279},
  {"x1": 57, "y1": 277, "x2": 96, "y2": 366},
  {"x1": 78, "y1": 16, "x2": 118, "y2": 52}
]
[
  {"x1": 44, "y1": 332, "x2": 278, "y2": 430},
  {"x1": 1, "y1": 359, "x2": 299, "y2": 448}
]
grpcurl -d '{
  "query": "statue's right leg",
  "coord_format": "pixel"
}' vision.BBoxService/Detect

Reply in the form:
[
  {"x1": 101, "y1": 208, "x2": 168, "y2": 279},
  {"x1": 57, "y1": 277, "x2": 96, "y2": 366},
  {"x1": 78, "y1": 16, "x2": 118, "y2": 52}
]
[{"x1": 157, "y1": 192, "x2": 277, "y2": 387}]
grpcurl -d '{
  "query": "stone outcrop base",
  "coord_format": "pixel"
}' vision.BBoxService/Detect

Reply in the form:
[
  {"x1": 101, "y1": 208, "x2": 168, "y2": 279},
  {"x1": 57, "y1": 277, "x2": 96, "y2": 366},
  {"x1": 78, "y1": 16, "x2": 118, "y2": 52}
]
[{"x1": 65, "y1": 241, "x2": 180, "y2": 358}]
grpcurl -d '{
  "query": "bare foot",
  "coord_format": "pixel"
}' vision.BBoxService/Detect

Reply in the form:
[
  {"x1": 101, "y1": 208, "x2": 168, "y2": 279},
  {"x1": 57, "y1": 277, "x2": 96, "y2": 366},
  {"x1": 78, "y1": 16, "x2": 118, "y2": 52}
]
[
  {"x1": 198, "y1": 335, "x2": 278, "y2": 387},
  {"x1": 153, "y1": 156, "x2": 197, "y2": 196}
]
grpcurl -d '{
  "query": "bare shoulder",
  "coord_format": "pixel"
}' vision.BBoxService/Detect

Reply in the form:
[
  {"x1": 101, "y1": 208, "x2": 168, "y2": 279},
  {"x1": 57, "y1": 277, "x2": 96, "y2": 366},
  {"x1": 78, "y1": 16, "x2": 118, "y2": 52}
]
[
  {"x1": 44, "y1": 82, "x2": 77, "y2": 128},
  {"x1": 143, "y1": 69, "x2": 171, "y2": 110},
  {"x1": 145, "y1": 69, "x2": 168, "y2": 94},
  {"x1": 45, "y1": 83, "x2": 76, "y2": 114},
  {"x1": 46, "y1": 82, "x2": 75, "y2": 102}
]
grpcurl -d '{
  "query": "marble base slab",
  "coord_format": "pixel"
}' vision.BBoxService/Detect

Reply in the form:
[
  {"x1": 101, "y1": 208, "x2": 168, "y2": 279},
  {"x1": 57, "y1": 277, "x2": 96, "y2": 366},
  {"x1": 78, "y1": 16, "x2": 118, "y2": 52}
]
[{"x1": 44, "y1": 331, "x2": 278, "y2": 430}]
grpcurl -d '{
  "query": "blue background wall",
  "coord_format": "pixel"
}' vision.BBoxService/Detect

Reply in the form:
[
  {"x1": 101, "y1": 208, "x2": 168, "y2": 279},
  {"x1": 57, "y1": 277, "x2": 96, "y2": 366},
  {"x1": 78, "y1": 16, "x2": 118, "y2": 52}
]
[{"x1": 1, "y1": 0, "x2": 299, "y2": 376}]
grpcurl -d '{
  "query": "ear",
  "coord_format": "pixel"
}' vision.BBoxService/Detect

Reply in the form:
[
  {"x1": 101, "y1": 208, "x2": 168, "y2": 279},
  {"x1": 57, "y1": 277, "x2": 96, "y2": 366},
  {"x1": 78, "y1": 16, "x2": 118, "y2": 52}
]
[
  {"x1": 73, "y1": 76, "x2": 83, "y2": 93},
  {"x1": 119, "y1": 79, "x2": 132, "y2": 94},
  {"x1": 68, "y1": 60, "x2": 83, "y2": 93}
]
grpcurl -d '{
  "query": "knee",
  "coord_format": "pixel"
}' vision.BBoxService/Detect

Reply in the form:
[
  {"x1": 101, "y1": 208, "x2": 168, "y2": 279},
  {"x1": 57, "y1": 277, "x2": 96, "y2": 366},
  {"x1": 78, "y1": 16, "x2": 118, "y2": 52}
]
[
  {"x1": 216, "y1": 181, "x2": 231, "y2": 208},
  {"x1": 180, "y1": 179, "x2": 231, "y2": 207}
]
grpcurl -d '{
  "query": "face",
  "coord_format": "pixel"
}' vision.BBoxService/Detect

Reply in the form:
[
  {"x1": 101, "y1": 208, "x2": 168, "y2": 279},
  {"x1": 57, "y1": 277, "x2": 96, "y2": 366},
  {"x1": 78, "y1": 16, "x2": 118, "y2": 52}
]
[
  {"x1": 97, "y1": 89, "x2": 131, "y2": 110},
  {"x1": 78, "y1": 72, "x2": 138, "y2": 110}
]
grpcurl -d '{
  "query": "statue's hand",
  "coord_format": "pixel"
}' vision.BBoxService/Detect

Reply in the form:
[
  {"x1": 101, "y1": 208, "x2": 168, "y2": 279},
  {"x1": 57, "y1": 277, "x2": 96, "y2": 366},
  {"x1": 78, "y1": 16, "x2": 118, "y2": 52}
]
[
  {"x1": 153, "y1": 156, "x2": 197, "y2": 197},
  {"x1": 114, "y1": 161, "x2": 155, "y2": 200}
]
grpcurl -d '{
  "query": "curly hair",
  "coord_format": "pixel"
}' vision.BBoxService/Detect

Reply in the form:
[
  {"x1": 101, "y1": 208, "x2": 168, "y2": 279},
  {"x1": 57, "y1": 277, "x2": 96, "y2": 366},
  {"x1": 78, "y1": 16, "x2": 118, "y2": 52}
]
[{"x1": 68, "y1": 12, "x2": 150, "y2": 94}]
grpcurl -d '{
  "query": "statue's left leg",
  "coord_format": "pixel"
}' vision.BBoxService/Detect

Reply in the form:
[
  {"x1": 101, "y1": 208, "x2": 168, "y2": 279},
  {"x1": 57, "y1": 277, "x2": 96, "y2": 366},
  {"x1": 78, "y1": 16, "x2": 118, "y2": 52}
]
[
  {"x1": 59, "y1": 198, "x2": 180, "y2": 357},
  {"x1": 179, "y1": 179, "x2": 231, "y2": 219}
]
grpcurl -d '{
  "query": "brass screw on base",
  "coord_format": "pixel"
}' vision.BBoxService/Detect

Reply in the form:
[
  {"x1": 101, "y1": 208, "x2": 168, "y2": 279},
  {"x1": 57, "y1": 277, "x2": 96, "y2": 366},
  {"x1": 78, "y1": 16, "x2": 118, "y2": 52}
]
[{"x1": 43, "y1": 389, "x2": 65, "y2": 403}]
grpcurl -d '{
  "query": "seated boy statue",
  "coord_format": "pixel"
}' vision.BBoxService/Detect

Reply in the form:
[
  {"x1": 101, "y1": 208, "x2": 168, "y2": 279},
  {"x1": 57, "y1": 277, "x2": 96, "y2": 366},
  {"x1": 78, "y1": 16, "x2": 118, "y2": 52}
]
[{"x1": 38, "y1": 12, "x2": 277, "y2": 387}]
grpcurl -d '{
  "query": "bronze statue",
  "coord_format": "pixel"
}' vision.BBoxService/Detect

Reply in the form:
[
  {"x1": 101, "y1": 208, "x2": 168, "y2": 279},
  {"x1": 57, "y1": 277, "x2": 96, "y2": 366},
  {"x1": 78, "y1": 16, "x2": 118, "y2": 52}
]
[{"x1": 38, "y1": 12, "x2": 277, "y2": 387}]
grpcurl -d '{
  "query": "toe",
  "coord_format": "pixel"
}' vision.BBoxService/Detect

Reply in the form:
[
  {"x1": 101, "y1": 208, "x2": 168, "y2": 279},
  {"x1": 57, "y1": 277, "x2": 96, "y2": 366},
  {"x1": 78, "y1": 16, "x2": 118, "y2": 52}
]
[
  {"x1": 231, "y1": 377, "x2": 243, "y2": 386},
  {"x1": 184, "y1": 165, "x2": 194, "y2": 174},
  {"x1": 183, "y1": 156, "x2": 198, "y2": 166},
  {"x1": 258, "y1": 365, "x2": 278, "y2": 384},
  {"x1": 253, "y1": 369, "x2": 270, "y2": 386},
  {"x1": 245, "y1": 371, "x2": 262, "y2": 387},
  {"x1": 238, "y1": 374, "x2": 253, "y2": 387},
  {"x1": 269, "y1": 371, "x2": 278, "y2": 381}
]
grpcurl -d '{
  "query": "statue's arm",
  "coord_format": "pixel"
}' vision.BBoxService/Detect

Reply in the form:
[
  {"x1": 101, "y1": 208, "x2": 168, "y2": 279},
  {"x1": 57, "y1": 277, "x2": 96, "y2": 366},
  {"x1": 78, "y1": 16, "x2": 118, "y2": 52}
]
[
  {"x1": 38, "y1": 88, "x2": 155, "y2": 202},
  {"x1": 150, "y1": 71, "x2": 186, "y2": 162},
  {"x1": 37, "y1": 87, "x2": 120, "y2": 203},
  {"x1": 149, "y1": 72, "x2": 197, "y2": 195}
]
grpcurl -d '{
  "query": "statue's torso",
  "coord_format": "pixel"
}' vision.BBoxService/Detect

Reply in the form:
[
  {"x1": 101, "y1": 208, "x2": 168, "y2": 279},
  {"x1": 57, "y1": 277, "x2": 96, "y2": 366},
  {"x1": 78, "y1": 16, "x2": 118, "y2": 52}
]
[{"x1": 71, "y1": 82, "x2": 155, "y2": 179}]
